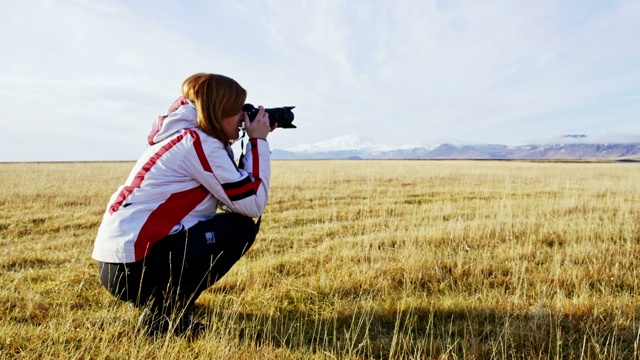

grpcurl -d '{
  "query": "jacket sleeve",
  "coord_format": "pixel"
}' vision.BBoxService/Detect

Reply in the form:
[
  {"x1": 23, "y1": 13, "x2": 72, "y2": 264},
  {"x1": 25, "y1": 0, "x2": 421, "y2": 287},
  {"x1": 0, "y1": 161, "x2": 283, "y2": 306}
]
[{"x1": 184, "y1": 136, "x2": 270, "y2": 218}]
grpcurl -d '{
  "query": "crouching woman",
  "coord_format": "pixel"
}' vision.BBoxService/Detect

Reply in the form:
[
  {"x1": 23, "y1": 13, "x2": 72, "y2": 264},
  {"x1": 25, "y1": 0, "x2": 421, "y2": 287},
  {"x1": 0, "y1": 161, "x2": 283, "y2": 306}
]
[{"x1": 92, "y1": 73, "x2": 275, "y2": 337}]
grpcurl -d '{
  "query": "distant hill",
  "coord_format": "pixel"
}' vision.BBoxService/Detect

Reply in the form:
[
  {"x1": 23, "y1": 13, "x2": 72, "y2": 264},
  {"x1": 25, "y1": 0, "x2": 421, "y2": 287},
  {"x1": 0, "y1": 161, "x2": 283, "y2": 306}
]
[{"x1": 273, "y1": 137, "x2": 640, "y2": 161}]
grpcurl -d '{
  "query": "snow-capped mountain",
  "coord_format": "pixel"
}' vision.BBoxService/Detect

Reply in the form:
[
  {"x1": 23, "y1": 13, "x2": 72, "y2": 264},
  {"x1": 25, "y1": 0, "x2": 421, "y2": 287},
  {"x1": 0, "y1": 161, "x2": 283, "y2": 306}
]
[
  {"x1": 272, "y1": 135, "x2": 640, "y2": 160},
  {"x1": 287, "y1": 135, "x2": 398, "y2": 152}
]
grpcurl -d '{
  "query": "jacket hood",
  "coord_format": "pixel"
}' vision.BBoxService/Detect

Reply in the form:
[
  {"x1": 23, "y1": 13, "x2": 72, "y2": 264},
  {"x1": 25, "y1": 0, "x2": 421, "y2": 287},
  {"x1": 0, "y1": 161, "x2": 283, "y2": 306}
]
[{"x1": 147, "y1": 96, "x2": 198, "y2": 145}]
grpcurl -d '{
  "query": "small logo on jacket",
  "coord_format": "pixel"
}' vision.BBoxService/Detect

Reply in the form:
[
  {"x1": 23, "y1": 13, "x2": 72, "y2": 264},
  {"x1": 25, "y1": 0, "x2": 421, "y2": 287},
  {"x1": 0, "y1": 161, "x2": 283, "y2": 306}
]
[{"x1": 205, "y1": 232, "x2": 215, "y2": 244}]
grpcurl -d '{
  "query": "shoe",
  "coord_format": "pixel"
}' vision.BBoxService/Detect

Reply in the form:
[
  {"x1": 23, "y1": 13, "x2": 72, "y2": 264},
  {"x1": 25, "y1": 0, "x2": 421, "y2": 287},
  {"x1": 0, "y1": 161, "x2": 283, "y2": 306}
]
[
  {"x1": 175, "y1": 316, "x2": 208, "y2": 339},
  {"x1": 135, "y1": 308, "x2": 170, "y2": 338},
  {"x1": 136, "y1": 308, "x2": 207, "y2": 339}
]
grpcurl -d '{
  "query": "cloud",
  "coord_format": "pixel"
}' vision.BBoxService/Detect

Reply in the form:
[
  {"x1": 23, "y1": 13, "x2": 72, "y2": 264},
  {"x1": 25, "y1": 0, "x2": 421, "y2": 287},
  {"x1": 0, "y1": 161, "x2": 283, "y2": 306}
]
[
  {"x1": 247, "y1": 0, "x2": 640, "y2": 146},
  {"x1": 1, "y1": 0, "x2": 639, "y2": 160}
]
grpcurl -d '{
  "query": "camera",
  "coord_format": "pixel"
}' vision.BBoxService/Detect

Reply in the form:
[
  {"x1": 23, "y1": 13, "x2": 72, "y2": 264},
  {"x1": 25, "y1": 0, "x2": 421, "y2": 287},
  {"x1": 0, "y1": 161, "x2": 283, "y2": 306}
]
[{"x1": 242, "y1": 104, "x2": 296, "y2": 129}]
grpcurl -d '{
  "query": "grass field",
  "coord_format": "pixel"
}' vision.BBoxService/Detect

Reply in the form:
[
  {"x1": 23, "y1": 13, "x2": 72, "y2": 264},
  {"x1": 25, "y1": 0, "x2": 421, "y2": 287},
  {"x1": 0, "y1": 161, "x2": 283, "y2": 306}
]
[{"x1": 0, "y1": 160, "x2": 638, "y2": 359}]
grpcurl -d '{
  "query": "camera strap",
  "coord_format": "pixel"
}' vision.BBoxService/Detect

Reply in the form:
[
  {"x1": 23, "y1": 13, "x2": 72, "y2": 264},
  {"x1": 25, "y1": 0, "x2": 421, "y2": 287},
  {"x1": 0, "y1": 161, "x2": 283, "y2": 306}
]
[
  {"x1": 237, "y1": 128, "x2": 247, "y2": 169},
  {"x1": 236, "y1": 129, "x2": 262, "y2": 233}
]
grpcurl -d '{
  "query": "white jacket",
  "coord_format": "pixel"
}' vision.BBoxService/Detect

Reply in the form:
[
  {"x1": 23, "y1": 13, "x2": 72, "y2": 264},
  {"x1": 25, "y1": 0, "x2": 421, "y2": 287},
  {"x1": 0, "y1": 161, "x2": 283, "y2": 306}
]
[{"x1": 92, "y1": 97, "x2": 270, "y2": 263}]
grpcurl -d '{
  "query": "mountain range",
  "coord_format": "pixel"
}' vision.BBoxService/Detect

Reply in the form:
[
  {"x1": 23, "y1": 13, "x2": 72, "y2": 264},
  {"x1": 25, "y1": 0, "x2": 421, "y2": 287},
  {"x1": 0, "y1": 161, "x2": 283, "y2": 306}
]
[{"x1": 273, "y1": 135, "x2": 640, "y2": 161}]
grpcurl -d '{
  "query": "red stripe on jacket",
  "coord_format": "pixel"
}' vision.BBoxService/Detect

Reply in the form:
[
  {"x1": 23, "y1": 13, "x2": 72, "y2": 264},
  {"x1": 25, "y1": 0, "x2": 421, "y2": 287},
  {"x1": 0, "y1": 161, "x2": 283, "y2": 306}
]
[
  {"x1": 223, "y1": 179, "x2": 261, "y2": 197},
  {"x1": 184, "y1": 129, "x2": 213, "y2": 173},
  {"x1": 109, "y1": 133, "x2": 187, "y2": 214},
  {"x1": 249, "y1": 138, "x2": 263, "y2": 192},
  {"x1": 110, "y1": 129, "x2": 218, "y2": 215},
  {"x1": 250, "y1": 138, "x2": 260, "y2": 178},
  {"x1": 134, "y1": 185, "x2": 210, "y2": 260},
  {"x1": 223, "y1": 138, "x2": 262, "y2": 198}
]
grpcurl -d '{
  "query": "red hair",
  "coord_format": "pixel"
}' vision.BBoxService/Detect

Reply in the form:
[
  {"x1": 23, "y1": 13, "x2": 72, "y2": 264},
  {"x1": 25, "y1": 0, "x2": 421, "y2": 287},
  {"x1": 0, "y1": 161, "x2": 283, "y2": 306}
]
[{"x1": 181, "y1": 73, "x2": 247, "y2": 144}]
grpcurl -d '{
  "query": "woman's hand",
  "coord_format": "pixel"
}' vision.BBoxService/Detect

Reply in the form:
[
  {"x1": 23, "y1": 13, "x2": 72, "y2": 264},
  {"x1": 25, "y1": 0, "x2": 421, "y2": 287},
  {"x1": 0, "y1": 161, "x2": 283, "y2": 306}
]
[{"x1": 244, "y1": 106, "x2": 276, "y2": 139}]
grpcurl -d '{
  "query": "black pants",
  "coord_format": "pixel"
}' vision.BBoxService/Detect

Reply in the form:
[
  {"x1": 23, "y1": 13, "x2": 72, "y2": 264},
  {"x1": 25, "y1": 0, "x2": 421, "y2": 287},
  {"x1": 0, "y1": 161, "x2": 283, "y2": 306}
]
[{"x1": 97, "y1": 213, "x2": 257, "y2": 316}]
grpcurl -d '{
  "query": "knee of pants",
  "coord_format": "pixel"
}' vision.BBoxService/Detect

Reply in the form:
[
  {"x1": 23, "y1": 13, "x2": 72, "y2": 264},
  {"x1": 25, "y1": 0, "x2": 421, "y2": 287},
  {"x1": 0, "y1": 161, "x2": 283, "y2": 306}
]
[
  {"x1": 98, "y1": 262, "x2": 139, "y2": 302},
  {"x1": 218, "y1": 213, "x2": 257, "y2": 240},
  {"x1": 238, "y1": 216, "x2": 257, "y2": 238},
  {"x1": 233, "y1": 217, "x2": 257, "y2": 252}
]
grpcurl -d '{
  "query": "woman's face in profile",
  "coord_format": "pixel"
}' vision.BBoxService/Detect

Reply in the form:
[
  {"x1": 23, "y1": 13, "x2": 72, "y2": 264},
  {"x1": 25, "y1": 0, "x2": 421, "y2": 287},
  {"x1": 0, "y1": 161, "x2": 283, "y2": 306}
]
[{"x1": 221, "y1": 111, "x2": 244, "y2": 141}]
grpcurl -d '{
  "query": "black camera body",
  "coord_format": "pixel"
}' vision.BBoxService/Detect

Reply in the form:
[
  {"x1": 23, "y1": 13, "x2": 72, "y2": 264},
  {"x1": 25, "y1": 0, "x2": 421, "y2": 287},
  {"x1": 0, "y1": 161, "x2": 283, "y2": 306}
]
[{"x1": 242, "y1": 103, "x2": 296, "y2": 129}]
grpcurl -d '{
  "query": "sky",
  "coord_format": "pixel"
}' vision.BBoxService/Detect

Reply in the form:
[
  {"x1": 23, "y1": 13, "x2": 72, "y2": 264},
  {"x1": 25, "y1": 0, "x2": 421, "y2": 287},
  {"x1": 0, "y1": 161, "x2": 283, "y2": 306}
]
[{"x1": 1, "y1": 0, "x2": 639, "y2": 161}]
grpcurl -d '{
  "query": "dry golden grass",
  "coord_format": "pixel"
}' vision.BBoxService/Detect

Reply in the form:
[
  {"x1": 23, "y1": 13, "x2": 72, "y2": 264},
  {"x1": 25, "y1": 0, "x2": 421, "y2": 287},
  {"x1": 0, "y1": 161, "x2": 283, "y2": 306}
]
[{"x1": 0, "y1": 160, "x2": 639, "y2": 359}]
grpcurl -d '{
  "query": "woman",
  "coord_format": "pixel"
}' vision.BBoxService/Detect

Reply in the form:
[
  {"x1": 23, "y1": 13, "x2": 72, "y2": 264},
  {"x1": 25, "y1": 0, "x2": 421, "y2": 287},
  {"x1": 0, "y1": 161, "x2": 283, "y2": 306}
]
[{"x1": 92, "y1": 73, "x2": 275, "y2": 337}]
